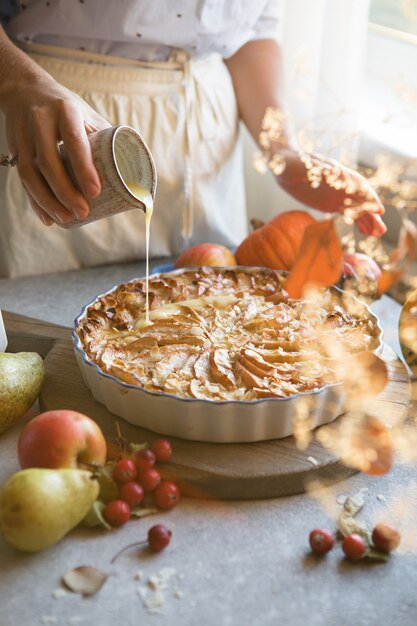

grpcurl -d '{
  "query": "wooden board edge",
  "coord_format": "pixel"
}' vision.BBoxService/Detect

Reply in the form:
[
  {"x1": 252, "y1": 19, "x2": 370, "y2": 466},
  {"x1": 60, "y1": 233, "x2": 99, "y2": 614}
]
[{"x1": 3, "y1": 310, "x2": 70, "y2": 358}]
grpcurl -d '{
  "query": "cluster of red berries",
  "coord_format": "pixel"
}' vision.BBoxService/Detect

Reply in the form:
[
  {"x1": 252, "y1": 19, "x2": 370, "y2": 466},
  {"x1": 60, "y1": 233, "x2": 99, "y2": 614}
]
[
  {"x1": 103, "y1": 439, "x2": 180, "y2": 528},
  {"x1": 309, "y1": 523, "x2": 401, "y2": 560}
]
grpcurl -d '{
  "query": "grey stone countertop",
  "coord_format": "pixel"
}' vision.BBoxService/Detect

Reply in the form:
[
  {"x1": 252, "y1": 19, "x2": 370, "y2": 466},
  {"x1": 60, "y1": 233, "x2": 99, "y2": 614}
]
[{"x1": 0, "y1": 260, "x2": 416, "y2": 626}]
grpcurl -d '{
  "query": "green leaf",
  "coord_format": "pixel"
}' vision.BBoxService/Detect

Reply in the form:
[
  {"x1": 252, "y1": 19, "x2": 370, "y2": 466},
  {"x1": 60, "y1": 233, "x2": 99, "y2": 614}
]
[
  {"x1": 365, "y1": 548, "x2": 390, "y2": 562},
  {"x1": 82, "y1": 501, "x2": 112, "y2": 530},
  {"x1": 96, "y1": 464, "x2": 119, "y2": 503}
]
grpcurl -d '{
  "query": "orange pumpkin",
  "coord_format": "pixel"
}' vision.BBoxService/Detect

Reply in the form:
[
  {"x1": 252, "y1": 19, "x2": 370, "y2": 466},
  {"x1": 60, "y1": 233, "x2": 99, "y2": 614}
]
[{"x1": 235, "y1": 210, "x2": 316, "y2": 270}]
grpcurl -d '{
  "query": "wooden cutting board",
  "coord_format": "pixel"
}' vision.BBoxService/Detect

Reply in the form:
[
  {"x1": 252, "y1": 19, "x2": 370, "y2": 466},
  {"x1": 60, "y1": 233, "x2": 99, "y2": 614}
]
[{"x1": 4, "y1": 310, "x2": 411, "y2": 500}]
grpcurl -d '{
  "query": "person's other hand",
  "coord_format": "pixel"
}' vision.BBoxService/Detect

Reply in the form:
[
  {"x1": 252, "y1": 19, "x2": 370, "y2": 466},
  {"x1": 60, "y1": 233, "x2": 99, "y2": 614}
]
[
  {"x1": 275, "y1": 149, "x2": 386, "y2": 237},
  {"x1": 3, "y1": 74, "x2": 111, "y2": 226}
]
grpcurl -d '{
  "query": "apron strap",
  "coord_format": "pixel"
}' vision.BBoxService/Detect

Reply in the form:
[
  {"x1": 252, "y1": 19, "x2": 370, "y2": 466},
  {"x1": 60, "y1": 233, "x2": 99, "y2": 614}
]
[{"x1": 169, "y1": 50, "x2": 194, "y2": 242}]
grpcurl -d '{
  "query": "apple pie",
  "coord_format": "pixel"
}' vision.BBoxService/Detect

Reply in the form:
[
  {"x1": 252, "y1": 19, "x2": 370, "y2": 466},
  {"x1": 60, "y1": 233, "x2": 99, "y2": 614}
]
[{"x1": 76, "y1": 267, "x2": 381, "y2": 402}]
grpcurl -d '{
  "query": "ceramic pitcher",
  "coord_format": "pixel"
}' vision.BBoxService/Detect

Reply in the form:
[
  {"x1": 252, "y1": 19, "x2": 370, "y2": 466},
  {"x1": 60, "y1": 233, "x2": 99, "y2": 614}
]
[{"x1": 58, "y1": 125, "x2": 157, "y2": 228}]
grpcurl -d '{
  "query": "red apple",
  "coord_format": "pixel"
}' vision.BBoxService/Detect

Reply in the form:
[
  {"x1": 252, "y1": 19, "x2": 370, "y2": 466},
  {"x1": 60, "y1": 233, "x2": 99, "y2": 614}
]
[
  {"x1": 174, "y1": 243, "x2": 237, "y2": 269},
  {"x1": 18, "y1": 410, "x2": 107, "y2": 470}
]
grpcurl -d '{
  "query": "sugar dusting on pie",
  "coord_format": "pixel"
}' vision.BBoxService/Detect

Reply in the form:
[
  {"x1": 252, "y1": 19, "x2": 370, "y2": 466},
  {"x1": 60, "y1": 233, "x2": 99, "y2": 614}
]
[{"x1": 76, "y1": 267, "x2": 381, "y2": 402}]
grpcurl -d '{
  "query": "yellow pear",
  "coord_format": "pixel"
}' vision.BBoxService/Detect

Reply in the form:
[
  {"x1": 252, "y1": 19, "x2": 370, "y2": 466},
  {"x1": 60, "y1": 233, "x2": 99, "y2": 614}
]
[
  {"x1": 0, "y1": 468, "x2": 99, "y2": 552},
  {"x1": 0, "y1": 352, "x2": 45, "y2": 434}
]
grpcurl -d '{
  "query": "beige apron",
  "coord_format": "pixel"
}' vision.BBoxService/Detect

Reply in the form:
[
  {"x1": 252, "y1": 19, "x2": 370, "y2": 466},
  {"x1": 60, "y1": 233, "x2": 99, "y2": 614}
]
[{"x1": 0, "y1": 43, "x2": 247, "y2": 278}]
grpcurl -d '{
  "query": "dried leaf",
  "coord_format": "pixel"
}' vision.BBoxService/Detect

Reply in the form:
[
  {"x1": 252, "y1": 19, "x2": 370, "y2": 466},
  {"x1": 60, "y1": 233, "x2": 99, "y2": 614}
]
[
  {"x1": 129, "y1": 442, "x2": 149, "y2": 454},
  {"x1": 130, "y1": 507, "x2": 158, "y2": 518},
  {"x1": 62, "y1": 566, "x2": 108, "y2": 596},
  {"x1": 338, "y1": 514, "x2": 368, "y2": 539},
  {"x1": 337, "y1": 489, "x2": 368, "y2": 538},
  {"x1": 343, "y1": 490, "x2": 366, "y2": 517},
  {"x1": 285, "y1": 219, "x2": 343, "y2": 299},
  {"x1": 82, "y1": 500, "x2": 112, "y2": 530}
]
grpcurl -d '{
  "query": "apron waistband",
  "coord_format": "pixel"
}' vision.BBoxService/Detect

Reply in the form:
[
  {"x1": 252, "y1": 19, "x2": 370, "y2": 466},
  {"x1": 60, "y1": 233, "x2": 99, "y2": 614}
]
[{"x1": 16, "y1": 40, "x2": 216, "y2": 73}]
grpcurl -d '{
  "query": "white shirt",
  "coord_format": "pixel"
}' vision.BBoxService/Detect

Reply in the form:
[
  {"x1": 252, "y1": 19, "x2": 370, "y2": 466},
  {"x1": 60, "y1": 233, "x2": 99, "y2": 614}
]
[{"x1": 1, "y1": 0, "x2": 281, "y2": 61}]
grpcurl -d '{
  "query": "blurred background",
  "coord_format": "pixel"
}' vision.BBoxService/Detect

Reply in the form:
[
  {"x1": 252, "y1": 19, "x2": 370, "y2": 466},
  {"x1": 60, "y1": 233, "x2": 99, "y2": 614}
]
[{"x1": 243, "y1": 0, "x2": 417, "y2": 249}]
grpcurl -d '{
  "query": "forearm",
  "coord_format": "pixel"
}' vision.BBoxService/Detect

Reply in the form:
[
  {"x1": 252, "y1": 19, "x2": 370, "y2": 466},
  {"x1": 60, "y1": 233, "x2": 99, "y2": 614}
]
[
  {"x1": 225, "y1": 38, "x2": 292, "y2": 150},
  {"x1": 226, "y1": 38, "x2": 385, "y2": 237},
  {"x1": 0, "y1": 26, "x2": 53, "y2": 111}
]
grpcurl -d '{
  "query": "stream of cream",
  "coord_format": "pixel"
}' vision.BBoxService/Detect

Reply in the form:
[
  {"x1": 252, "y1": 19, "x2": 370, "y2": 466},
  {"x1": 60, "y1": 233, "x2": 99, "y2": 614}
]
[{"x1": 126, "y1": 182, "x2": 154, "y2": 325}]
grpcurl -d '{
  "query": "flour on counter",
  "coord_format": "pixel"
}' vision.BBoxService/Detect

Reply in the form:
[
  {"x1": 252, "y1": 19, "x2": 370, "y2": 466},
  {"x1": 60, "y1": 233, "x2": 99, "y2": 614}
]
[
  {"x1": 137, "y1": 567, "x2": 180, "y2": 615},
  {"x1": 52, "y1": 588, "x2": 69, "y2": 599}
]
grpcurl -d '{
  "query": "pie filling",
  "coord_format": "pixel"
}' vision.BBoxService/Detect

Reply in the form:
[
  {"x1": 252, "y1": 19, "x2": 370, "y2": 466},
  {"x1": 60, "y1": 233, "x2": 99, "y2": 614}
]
[{"x1": 76, "y1": 267, "x2": 381, "y2": 402}]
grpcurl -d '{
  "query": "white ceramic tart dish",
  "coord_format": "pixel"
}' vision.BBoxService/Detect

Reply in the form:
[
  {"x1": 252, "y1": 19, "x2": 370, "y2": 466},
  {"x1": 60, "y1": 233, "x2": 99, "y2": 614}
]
[{"x1": 73, "y1": 267, "x2": 383, "y2": 443}]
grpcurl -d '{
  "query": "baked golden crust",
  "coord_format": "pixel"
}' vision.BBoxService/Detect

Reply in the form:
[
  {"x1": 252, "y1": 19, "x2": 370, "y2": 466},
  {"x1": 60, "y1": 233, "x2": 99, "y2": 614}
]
[{"x1": 76, "y1": 267, "x2": 381, "y2": 401}]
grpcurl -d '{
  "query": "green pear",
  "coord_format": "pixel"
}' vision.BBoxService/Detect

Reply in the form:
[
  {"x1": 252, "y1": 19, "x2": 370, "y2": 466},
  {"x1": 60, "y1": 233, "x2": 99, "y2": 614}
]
[
  {"x1": 0, "y1": 352, "x2": 45, "y2": 434},
  {"x1": 0, "y1": 468, "x2": 99, "y2": 552}
]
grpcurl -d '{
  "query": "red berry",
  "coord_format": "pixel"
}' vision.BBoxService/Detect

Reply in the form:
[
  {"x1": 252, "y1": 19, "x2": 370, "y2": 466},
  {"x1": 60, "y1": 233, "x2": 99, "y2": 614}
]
[
  {"x1": 154, "y1": 480, "x2": 180, "y2": 510},
  {"x1": 119, "y1": 481, "x2": 145, "y2": 508},
  {"x1": 151, "y1": 439, "x2": 172, "y2": 462},
  {"x1": 342, "y1": 534, "x2": 367, "y2": 561},
  {"x1": 372, "y1": 523, "x2": 401, "y2": 553},
  {"x1": 104, "y1": 500, "x2": 131, "y2": 527},
  {"x1": 113, "y1": 458, "x2": 137, "y2": 484},
  {"x1": 134, "y1": 449, "x2": 156, "y2": 471},
  {"x1": 148, "y1": 524, "x2": 172, "y2": 551},
  {"x1": 139, "y1": 467, "x2": 161, "y2": 492},
  {"x1": 309, "y1": 528, "x2": 335, "y2": 555}
]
